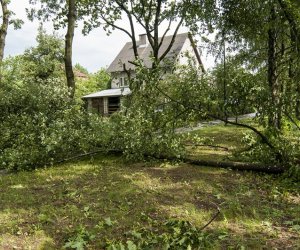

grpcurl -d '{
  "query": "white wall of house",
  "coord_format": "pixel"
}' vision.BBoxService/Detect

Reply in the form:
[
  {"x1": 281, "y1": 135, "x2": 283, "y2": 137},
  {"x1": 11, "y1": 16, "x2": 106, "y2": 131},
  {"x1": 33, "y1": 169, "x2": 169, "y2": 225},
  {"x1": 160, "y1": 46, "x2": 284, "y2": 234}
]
[
  {"x1": 109, "y1": 38, "x2": 202, "y2": 89},
  {"x1": 177, "y1": 38, "x2": 200, "y2": 68},
  {"x1": 111, "y1": 72, "x2": 130, "y2": 89}
]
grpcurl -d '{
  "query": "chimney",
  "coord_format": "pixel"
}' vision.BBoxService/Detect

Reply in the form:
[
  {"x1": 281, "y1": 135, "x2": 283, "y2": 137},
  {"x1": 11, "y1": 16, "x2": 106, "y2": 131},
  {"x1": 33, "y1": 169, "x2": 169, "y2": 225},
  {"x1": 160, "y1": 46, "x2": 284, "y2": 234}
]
[{"x1": 138, "y1": 34, "x2": 147, "y2": 46}]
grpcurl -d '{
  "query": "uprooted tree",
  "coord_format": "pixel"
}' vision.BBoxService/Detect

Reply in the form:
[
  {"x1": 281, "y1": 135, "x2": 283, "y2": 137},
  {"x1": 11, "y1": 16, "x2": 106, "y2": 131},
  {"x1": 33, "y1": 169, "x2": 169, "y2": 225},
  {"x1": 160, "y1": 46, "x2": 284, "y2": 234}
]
[{"x1": 79, "y1": 0, "x2": 300, "y2": 169}]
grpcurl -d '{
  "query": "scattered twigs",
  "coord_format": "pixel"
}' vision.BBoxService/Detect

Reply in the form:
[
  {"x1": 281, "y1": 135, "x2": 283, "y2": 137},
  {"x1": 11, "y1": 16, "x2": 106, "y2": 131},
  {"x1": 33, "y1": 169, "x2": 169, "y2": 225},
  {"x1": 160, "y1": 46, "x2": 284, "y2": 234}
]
[
  {"x1": 184, "y1": 143, "x2": 229, "y2": 151},
  {"x1": 199, "y1": 202, "x2": 221, "y2": 231},
  {"x1": 54, "y1": 149, "x2": 122, "y2": 165},
  {"x1": 54, "y1": 150, "x2": 103, "y2": 164}
]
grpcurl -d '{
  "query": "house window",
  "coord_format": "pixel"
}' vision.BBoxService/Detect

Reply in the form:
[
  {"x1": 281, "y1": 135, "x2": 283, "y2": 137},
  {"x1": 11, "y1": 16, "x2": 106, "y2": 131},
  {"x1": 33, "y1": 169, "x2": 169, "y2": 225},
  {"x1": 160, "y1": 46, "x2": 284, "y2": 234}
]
[{"x1": 119, "y1": 77, "x2": 128, "y2": 87}]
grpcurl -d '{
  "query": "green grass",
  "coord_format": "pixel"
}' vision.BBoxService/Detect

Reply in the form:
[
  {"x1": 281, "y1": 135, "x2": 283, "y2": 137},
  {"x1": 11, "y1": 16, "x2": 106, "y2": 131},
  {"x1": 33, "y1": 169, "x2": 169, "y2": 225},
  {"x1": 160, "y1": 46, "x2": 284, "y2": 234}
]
[
  {"x1": 184, "y1": 123, "x2": 254, "y2": 162},
  {"x1": 1, "y1": 153, "x2": 299, "y2": 249}
]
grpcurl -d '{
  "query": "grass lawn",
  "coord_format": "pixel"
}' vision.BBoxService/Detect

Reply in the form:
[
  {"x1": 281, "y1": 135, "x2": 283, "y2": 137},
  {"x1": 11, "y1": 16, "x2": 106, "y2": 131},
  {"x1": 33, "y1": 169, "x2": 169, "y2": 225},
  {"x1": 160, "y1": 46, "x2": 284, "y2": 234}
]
[
  {"x1": 1, "y1": 152, "x2": 299, "y2": 249},
  {"x1": 185, "y1": 123, "x2": 254, "y2": 162},
  {"x1": 1, "y1": 123, "x2": 299, "y2": 249}
]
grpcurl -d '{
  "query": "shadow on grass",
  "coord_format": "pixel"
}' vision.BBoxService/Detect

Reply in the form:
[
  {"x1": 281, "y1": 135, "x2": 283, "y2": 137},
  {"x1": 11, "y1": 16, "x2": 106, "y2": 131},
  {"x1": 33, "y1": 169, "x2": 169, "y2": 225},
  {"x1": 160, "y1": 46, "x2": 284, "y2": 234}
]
[{"x1": 0, "y1": 154, "x2": 299, "y2": 249}]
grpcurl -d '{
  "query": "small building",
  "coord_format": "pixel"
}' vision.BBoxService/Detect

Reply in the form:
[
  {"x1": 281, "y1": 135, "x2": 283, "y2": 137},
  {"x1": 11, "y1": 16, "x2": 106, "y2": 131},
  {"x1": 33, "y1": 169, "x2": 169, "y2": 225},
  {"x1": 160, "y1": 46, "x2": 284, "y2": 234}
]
[
  {"x1": 83, "y1": 87, "x2": 131, "y2": 115},
  {"x1": 74, "y1": 70, "x2": 89, "y2": 80},
  {"x1": 82, "y1": 32, "x2": 204, "y2": 116}
]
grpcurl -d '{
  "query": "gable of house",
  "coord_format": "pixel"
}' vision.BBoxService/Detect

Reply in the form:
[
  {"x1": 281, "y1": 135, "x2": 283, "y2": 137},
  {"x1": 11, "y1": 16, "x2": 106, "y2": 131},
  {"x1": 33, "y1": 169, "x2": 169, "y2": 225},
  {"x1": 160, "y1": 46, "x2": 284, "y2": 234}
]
[
  {"x1": 83, "y1": 32, "x2": 205, "y2": 116},
  {"x1": 108, "y1": 33, "x2": 205, "y2": 89},
  {"x1": 107, "y1": 33, "x2": 204, "y2": 73}
]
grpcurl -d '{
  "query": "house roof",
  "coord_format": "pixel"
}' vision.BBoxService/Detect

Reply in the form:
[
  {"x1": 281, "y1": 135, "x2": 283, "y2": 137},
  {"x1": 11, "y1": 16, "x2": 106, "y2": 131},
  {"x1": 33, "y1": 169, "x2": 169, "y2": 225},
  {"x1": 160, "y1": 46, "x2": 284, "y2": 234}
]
[
  {"x1": 74, "y1": 70, "x2": 89, "y2": 79},
  {"x1": 82, "y1": 87, "x2": 131, "y2": 98},
  {"x1": 107, "y1": 33, "x2": 193, "y2": 73}
]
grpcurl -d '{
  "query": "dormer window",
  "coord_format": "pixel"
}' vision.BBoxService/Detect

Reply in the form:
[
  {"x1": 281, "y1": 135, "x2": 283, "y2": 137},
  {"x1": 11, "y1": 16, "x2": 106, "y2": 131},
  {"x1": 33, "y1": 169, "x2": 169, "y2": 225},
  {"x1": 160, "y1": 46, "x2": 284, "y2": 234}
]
[{"x1": 119, "y1": 77, "x2": 128, "y2": 87}]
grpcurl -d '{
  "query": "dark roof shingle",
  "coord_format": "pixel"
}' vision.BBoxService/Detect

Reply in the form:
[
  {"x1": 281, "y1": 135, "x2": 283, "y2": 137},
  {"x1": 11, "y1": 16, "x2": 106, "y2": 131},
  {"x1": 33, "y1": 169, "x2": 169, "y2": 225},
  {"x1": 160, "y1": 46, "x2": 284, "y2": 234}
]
[{"x1": 107, "y1": 33, "x2": 189, "y2": 73}]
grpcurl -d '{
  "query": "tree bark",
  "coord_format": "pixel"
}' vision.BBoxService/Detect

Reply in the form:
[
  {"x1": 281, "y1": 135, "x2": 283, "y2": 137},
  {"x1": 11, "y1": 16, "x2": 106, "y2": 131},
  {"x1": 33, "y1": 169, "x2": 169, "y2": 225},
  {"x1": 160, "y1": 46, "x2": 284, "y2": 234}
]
[
  {"x1": 55, "y1": 149, "x2": 286, "y2": 174},
  {"x1": 184, "y1": 158, "x2": 285, "y2": 174},
  {"x1": 65, "y1": 0, "x2": 76, "y2": 98},
  {"x1": 267, "y1": 4, "x2": 281, "y2": 130},
  {"x1": 296, "y1": 84, "x2": 300, "y2": 120},
  {"x1": 287, "y1": 29, "x2": 300, "y2": 120},
  {"x1": 0, "y1": 0, "x2": 9, "y2": 64},
  {"x1": 278, "y1": 0, "x2": 300, "y2": 120}
]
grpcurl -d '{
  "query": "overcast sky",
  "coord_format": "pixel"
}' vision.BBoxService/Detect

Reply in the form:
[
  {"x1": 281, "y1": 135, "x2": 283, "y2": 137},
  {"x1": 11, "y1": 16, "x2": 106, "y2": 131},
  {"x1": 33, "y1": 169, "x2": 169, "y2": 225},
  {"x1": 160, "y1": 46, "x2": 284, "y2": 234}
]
[{"x1": 5, "y1": 1, "x2": 214, "y2": 73}]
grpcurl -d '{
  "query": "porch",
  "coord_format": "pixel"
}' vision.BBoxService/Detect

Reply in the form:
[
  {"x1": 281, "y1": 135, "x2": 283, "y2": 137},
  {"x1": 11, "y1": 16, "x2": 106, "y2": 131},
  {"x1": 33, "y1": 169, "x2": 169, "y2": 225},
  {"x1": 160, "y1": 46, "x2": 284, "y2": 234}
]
[{"x1": 82, "y1": 88, "x2": 131, "y2": 116}]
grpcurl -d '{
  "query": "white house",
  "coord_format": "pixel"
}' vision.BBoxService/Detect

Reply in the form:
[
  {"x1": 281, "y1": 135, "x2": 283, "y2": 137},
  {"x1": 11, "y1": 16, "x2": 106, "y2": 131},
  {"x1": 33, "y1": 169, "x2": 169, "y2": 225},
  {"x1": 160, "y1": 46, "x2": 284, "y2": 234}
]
[{"x1": 82, "y1": 32, "x2": 205, "y2": 115}]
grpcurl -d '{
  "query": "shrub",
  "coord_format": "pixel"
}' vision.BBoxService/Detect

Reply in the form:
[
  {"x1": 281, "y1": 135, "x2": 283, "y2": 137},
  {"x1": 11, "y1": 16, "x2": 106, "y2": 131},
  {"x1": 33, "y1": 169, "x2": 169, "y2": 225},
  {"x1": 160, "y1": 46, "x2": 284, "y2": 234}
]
[{"x1": 0, "y1": 78, "x2": 107, "y2": 170}]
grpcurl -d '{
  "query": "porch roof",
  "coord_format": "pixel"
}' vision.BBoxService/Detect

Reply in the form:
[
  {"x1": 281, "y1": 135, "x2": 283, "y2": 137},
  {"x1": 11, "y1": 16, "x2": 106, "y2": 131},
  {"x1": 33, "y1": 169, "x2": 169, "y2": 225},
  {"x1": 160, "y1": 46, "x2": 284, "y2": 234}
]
[{"x1": 82, "y1": 87, "x2": 131, "y2": 99}]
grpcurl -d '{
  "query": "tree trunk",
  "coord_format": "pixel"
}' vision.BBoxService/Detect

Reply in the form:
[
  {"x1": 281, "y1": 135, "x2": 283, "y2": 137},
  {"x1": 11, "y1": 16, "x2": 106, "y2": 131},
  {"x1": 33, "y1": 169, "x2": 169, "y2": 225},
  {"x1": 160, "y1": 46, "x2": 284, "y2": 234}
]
[
  {"x1": 223, "y1": 33, "x2": 228, "y2": 124},
  {"x1": 296, "y1": 84, "x2": 300, "y2": 120},
  {"x1": 65, "y1": 0, "x2": 76, "y2": 98},
  {"x1": 277, "y1": 0, "x2": 300, "y2": 120},
  {"x1": 0, "y1": 0, "x2": 9, "y2": 64},
  {"x1": 288, "y1": 30, "x2": 300, "y2": 120},
  {"x1": 184, "y1": 158, "x2": 285, "y2": 174},
  {"x1": 267, "y1": 5, "x2": 281, "y2": 130}
]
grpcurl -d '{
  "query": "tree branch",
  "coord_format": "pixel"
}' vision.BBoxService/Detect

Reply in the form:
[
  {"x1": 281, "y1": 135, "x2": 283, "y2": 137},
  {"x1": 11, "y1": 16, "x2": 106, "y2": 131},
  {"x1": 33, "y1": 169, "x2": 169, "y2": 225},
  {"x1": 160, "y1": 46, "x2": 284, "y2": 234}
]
[
  {"x1": 159, "y1": 18, "x2": 184, "y2": 62},
  {"x1": 100, "y1": 13, "x2": 133, "y2": 39},
  {"x1": 199, "y1": 202, "x2": 220, "y2": 231},
  {"x1": 115, "y1": 1, "x2": 138, "y2": 58}
]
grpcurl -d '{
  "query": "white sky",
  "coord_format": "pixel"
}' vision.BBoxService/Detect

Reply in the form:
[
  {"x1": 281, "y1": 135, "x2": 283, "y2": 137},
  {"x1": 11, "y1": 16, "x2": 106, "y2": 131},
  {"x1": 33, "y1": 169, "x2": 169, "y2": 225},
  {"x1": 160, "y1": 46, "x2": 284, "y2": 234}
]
[{"x1": 5, "y1": 1, "x2": 214, "y2": 73}]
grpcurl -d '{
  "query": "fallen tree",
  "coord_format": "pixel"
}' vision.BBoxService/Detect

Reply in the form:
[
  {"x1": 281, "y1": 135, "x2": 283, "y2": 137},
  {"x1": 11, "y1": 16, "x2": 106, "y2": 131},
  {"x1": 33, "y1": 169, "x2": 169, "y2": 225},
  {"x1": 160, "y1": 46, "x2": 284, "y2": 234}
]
[
  {"x1": 183, "y1": 158, "x2": 285, "y2": 174},
  {"x1": 54, "y1": 149, "x2": 286, "y2": 174}
]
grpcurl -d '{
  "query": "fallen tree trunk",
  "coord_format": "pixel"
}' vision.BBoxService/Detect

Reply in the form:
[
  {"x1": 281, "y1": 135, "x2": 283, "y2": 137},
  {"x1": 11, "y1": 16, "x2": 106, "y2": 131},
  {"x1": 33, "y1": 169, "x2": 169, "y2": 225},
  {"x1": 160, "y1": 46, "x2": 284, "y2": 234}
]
[
  {"x1": 184, "y1": 143, "x2": 229, "y2": 151},
  {"x1": 54, "y1": 149, "x2": 122, "y2": 165},
  {"x1": 55, "y1": 149, "x2": 286, "y2": 174},
  {"x1": 180, "y1": 158, "x2": 285, "y2": 174}
]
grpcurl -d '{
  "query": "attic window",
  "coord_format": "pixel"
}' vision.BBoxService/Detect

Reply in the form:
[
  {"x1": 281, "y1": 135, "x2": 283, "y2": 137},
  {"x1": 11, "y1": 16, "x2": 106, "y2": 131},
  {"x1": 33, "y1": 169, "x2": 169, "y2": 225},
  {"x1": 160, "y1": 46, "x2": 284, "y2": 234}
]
[{"x1": 119, "y1": 77, "x2": 128, "y2": 87}]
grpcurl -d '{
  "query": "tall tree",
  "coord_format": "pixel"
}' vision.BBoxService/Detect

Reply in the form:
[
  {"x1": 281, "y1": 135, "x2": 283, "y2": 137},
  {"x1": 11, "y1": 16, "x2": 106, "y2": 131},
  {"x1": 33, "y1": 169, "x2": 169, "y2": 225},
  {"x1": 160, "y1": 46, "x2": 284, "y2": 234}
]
[
  {"x1": 28, "y1": 0, "x2": 78, "y2": 98},
  {"x1": 0, "y1": 0, "x2": 9, "y2": 63},
  {"x1": 0, "y1": 0, "x2": 23, "y2": 64},
  {"x1": 65, "y1": 0, "x2": 76, "y2": 98},
  {"x1": 22, "y1": 27, "x2": 65, "y2": 80},
  {"x1": 213, "y1": 0, "x2": 300, "y2": 130},
  {"x1": 277, "y1": 0, "x2": 300, "y2": 120},
  {"x1": 82, "y1": 0, "x2": 206, "y2": 68}
]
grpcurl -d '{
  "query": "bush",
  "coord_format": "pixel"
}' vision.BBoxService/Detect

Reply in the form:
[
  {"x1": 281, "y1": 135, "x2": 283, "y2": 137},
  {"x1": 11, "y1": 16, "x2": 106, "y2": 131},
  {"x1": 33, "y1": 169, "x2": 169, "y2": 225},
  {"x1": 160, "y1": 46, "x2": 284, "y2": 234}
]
[{"x1": 0, "y1": 78, "x2": 108, "y2": 171}]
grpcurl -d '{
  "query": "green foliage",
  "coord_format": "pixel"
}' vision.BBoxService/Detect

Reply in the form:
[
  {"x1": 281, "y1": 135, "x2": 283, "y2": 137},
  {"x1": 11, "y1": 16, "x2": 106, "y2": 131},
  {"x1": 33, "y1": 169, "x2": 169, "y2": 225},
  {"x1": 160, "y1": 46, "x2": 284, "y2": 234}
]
[
  {"x1": 0, "y1": 71, "x2": 112, "y2": 170},
  {"x1": 0, "y1": 30, "x2": 110, "y2": 171},
  {"x1": 1, "y1": 152, "x2": 299, "y2": 248},
  {"x1": 106, "y1": 217, "x2": 213, "y2": 250},
  {"x1": 211, "y1": 58, "x2": 257, "y2": 116},
  {"x1": 240, "y1": 128, "x2": 300, "y2": 165},
  {"x1": 0, "y1": 78, "x2": 79, "y2": 170},
  {"x1": 74, "y1": 63, "x2": 89, "y2": 75},
  {"x1": 106, "y1": 65, "x2": 194, "y2": 160},
  {"x1": 64, "y1": 225, "x2": 95, "y2": 250},
  {"x1": 75, "y1": 68, "x2": 110, "y2": 99},
  {"x1": 286, "y1": 164, "x2": 300, "y2": 182},
  {"x1": 1, "y1": 0, "x2": 24, "y2": 30},
  {"x1": 22, "y1": 26, "x2": 65, "y2": 80}
]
